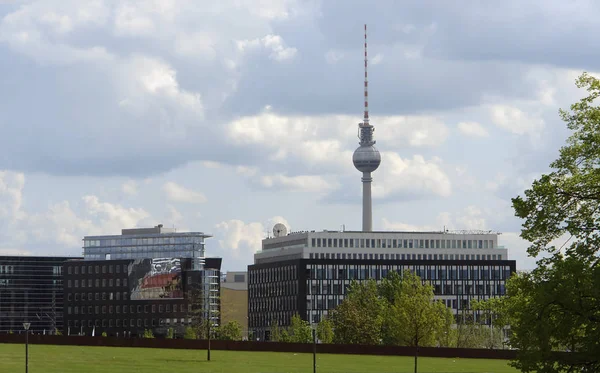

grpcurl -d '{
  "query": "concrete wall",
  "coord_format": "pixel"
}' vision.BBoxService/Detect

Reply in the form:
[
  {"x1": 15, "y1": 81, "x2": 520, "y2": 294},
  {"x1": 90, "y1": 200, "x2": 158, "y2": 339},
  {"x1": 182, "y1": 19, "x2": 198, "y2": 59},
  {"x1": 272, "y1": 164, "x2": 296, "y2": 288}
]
[{"x1": 0, "y1": 334, "x2": 519, "y2": 360}]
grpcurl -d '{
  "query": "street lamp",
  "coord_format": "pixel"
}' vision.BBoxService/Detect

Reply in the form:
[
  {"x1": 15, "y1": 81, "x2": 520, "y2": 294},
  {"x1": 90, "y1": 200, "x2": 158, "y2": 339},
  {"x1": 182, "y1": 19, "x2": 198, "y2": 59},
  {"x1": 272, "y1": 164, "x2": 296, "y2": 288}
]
[{"x1": 23, "y1": 322, "x2": 31, "y2": 373}]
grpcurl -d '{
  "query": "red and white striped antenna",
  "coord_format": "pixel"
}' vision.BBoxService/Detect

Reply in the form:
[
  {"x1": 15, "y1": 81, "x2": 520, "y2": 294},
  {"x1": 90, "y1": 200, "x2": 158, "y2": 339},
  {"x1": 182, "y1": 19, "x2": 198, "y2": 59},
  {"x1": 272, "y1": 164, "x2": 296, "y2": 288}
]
[{"x1": 363, "y1": 24, "x2": 369, "y2": 125}]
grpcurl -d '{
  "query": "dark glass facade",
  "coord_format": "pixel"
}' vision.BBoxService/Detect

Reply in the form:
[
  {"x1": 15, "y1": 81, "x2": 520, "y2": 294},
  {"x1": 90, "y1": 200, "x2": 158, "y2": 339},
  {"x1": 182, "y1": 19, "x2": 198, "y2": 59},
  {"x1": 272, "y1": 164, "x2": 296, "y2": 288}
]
[
  {"x1": 64, "y1": 257, "x2": 221, "y2": 337},
  {"x1": 0, "y1": 256, "x2": 76, "y2": 334},
  {"x1": 248, "y1": 258, "x2": 517, "y2": 339}
]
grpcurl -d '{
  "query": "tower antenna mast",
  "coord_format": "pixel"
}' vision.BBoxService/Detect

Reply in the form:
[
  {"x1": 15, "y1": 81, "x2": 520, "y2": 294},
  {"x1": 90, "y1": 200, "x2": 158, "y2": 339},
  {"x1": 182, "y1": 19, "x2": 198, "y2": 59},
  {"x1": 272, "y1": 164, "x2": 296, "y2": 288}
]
[{"x1": 363, "y1": 23, "x2": 369, "y2": 126}]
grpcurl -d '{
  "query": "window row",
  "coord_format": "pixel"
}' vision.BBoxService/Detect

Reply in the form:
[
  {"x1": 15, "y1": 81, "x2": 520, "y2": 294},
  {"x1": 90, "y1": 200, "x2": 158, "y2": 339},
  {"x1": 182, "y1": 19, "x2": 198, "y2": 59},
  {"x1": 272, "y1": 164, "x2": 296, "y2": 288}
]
[
  {"x1": 306, "y1": 265, "x2": 512, "y2": 282},
  {"x1": 68, "y1": 264, "x2": 129, "y2": 275},
  {"x1": 67, "y1": 317, "x2": 191, "y2": 328},
  {"x1": 311, "y1": 238, "x2": 495, "y2": 250},
  {"x1": 248, "y1": 281, "x2": 298, "y2": 298},
  {"x1": 309, "y1": 252, "x2": 503, "y2": 261},
  {"x1": 67, "y1": 303, "x2": 189, "y2": 315},
  {"x1": 67, "y1": 278, "x2": 128, "y2": 288},
  {"x1": 84, "y1": 236, "x2": 204, "y2": 247},
  {"x1": 67, "y1": 292, "x2": 128, "y2": 302},
  {"x1": 249, "y1": 296, "x2": 298, "y2": 313},
  {"x1": 248, "y1": 265, "x2": 297, "y2": 285}
]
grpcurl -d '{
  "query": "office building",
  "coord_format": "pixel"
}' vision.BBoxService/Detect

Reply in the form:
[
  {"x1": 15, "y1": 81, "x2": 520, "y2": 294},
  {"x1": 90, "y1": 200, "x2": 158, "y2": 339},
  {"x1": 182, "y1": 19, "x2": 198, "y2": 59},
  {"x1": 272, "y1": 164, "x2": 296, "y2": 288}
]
[
  {"x1": 0, "y1": 256, "x2": 78, "y2": 334},
  {"x1": 220, "y1": 271, "x2": 248, "y2": 337},
  {"x1": 63, "y1": 225, "x2": 221, "y2": 337},
  {"x1": 248, "y1": 230, "x2": 516, "y2": 338}
]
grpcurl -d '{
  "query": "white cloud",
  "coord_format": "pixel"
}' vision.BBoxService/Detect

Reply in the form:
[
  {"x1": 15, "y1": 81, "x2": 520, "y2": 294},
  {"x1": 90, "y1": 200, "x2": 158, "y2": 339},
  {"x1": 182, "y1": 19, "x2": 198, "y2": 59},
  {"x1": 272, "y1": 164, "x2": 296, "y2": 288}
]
[
  {"x1": 371, "y1": 115, "x2": 449, "y2": 148},
  {"x1": 82, "y1": 195, "x2": 151, "y2": 233},
  {"x1": 163, "y1": 182, "x2": 207, "y2": 204},
  {"x1": 371, "y1": 53, "x2": 384, "y2": 65},
  {"x1": 325, "y1": 50, "x2": 345, "y2": 64},
  {"x1": 257, "y1": 174, "x2": 338, "y2": 193},
  {"x1": 457, "y1": 121, "x2": 489, "y2": 137},
  {"x1": 0, "y1": 170, "x2": 25, "y2": 220},
  {"x1": 121, "y1": 180, "x2": 138, "y2": 196},
  {"x1": 236, "y1": 34, "x2": 297, "y2": 61},
  {"x1": 374, "y1": 153, "x2": 452, "y2": 200},
  {"x1": 489, "y1": 104, "x2": 544, "y2": 135},
  {"x1": 214, "y1": 216, "x2": 289, "y2": 259},
  {"x1": 117, "y1": 55, "x2": 203, "y2": 119}
]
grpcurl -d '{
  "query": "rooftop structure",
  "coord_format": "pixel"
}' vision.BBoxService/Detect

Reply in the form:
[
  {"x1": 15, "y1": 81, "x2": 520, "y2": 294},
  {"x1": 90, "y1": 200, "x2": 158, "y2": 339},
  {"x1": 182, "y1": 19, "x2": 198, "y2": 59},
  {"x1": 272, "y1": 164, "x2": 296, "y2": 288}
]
[
  {"x1": 256, "y1": 229, "x2": 507, "y2": 264},
  {"x1": 82, "y1": 224, "x2": 211, "y2": 270}
]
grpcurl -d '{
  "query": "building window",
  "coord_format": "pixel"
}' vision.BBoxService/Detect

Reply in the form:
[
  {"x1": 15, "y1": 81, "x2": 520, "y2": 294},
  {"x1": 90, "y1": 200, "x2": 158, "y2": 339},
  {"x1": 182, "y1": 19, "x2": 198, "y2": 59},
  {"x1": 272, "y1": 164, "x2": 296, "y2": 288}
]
[
  {"x1": 123, "y1": 264, "x2": 128, "y2": 273},
  {"x1": 68, "y1": 266, "x2": 72, "y2": 275},
  {"x1": 109, "y1": 265, "x2": 113, "y2": 274},
  {"x1": 102, "y1": 265, "x2": 107, "y2": 274}
]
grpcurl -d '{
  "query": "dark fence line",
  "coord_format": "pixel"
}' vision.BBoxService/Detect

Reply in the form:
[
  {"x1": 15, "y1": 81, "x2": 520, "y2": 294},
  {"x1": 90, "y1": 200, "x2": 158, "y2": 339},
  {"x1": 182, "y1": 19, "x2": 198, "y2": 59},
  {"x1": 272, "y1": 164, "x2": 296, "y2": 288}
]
[{"x1": 0, "y1": 334, "x2": 517, "y2": 360}]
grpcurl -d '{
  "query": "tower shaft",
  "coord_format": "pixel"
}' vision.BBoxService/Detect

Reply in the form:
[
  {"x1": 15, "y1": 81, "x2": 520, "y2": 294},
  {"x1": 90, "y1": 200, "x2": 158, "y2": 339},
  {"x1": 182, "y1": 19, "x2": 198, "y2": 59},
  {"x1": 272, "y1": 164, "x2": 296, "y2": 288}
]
[{"x1": 362, "y1": 172, "x2": 373, "y2": 232}]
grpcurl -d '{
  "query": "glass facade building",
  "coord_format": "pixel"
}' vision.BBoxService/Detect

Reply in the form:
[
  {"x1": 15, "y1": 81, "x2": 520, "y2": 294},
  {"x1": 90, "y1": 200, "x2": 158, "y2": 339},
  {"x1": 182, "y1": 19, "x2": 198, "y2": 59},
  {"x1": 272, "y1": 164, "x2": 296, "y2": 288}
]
[
  {"x1": 64, "y1": 257, "x2": 221, "y2": 337},
  {"x1": 83, "y1": 225, "x2": 209, "y2": 270},
  {"x1": 64, "y1": 225, "x2": 221, "y2": 337},
  {"x1": 0, "y1": 256, "x2": 78, "y2": 334}
]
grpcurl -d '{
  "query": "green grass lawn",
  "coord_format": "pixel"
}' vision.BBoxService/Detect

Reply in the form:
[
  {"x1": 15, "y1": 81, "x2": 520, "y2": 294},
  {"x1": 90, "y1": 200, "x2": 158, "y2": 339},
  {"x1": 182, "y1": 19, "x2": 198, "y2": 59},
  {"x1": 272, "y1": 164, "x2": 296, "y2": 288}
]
[{"x1": 0, "y1": 343, "x2": 519, "y2": 373}]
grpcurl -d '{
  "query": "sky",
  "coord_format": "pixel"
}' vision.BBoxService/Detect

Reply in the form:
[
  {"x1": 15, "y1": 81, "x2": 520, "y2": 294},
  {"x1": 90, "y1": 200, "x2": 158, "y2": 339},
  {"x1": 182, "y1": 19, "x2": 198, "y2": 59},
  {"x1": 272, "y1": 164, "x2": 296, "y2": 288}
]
[{"x1": 0, "y1": 0, "x2": 597, "y2": 272}]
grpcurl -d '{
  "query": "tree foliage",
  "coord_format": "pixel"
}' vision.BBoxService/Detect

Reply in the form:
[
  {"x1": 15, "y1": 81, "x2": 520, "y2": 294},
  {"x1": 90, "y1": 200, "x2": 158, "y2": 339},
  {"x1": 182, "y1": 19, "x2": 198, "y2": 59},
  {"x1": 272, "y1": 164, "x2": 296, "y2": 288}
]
[
  {"x1": 317, "y1": 317, "x2": 334, "y2": 344},
  {"x1": 287, "y1": 314, "x2": 312, "y2": 343},
  {"x1": 166, "y1": 328, "x2": 174, "y2": 339},
  {"x1": 183, "y1": 326, "x2": 196, "y2": 340},
  {"x1": 142, "y1": 329, "x2": 154, "y2": 339},
  {"x1": 329, "y1": 279, "x2": 386, "y2": 345},
  {"x1": 504, "y1": 72, "x2": 600, "y2": 372},
  {"x1": 377, "y1": 271, "x2": 403, "y2": 345},
  {"x1": 385, "y1": 270, "x2": 452, "y2": 349},
  {"x1": 217, "y1": 321, "x2": 242, "y2": 341}
]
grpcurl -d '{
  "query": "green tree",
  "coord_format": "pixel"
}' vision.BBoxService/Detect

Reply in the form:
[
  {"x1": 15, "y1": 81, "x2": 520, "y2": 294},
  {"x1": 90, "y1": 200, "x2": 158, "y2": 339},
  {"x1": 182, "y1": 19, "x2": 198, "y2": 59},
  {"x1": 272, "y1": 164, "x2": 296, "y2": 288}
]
[
  {"x1": 270, "y1": 319, "x2": 282, "y2": 342},
  {"x1": 183, "y1": 326, "x2": 196, "y2": 340},
  {"x1": 218, "y1": 321, "x2": 242, "y2": 341},
  {"x1": 142, "y1": 329, "x2": 154, "y2": 338},
  {"x1": 377, "y1": 271, "x2": 403, "y2": 345},
  {"x1": 387, "y1": 270, "x2": 454, "y2": 373},
  {"x1": 166, "y1": 327, "x2": 174, "y2": 339},
  {"x1": 317, "y1": 317, "x2": 334, "y2": 344},
  {"x1": 287, "y1": 314, "x2": 312, "y2": 343},
  {"x1": 506, "y1": 72, "x2": 600, "y2": 373},
  {"x1": 329, "y1": 279, "x2": 386, "y2": 345}
]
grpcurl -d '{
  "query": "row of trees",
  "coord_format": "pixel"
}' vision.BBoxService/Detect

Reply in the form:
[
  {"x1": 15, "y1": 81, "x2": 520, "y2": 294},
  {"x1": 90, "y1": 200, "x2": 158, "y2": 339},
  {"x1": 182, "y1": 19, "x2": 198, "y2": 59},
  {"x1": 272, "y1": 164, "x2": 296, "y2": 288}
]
[{"x1": 140, "y1": 320, "x2": 243, "y2": 341}]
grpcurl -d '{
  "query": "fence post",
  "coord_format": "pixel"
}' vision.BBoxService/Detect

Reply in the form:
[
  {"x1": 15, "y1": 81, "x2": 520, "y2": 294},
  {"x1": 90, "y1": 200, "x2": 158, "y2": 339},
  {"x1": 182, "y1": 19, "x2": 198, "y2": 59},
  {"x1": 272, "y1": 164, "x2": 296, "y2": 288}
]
[{"x1": 313, "y1": 329, "x2": 317, "y2": 373}]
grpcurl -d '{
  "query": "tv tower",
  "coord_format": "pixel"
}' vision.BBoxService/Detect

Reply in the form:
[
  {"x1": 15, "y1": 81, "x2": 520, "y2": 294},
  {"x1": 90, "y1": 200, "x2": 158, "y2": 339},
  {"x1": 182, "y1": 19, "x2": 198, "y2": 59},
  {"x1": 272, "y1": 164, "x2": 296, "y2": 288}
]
[{"x1": 352, "y1": 24, "x2": 381, "y2": 232}]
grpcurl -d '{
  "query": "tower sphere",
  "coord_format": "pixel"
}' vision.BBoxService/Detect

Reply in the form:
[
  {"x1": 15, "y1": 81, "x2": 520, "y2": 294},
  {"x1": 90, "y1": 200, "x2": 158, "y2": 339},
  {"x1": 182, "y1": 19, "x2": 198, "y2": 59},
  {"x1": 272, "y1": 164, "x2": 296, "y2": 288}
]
[{"x1": 353, "y1": 145, "x2": 381, "y2": 173}]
